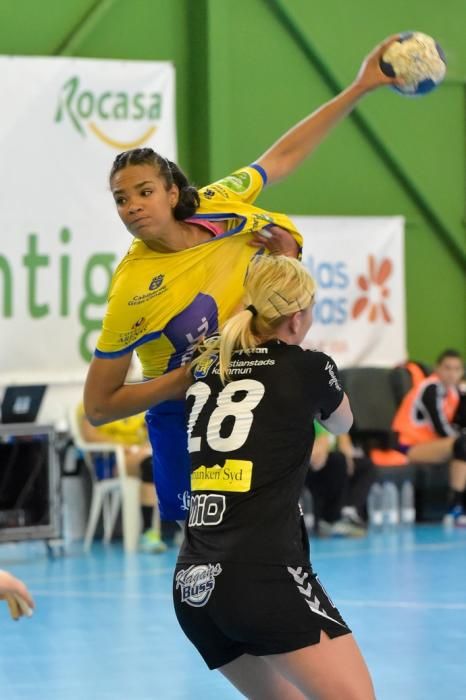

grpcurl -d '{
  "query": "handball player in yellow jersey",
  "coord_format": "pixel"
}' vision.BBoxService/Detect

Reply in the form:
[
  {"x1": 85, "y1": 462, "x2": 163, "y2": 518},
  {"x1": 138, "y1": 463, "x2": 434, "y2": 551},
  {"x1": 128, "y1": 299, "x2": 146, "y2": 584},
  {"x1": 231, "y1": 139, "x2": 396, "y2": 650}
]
[{"x1": 84, "y1": 37, "x2": 403, "y2": 521}]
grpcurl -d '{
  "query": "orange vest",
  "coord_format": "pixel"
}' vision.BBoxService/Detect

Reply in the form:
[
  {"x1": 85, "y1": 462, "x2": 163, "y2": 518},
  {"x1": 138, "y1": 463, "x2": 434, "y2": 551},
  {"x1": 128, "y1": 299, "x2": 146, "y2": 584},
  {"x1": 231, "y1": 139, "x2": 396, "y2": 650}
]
[
  {"x1": 392, "y1": 373, "x2": 459, "y2": 446},
  {"x1": 404, "y1": 361, "x2": 428, "y2": 389}
]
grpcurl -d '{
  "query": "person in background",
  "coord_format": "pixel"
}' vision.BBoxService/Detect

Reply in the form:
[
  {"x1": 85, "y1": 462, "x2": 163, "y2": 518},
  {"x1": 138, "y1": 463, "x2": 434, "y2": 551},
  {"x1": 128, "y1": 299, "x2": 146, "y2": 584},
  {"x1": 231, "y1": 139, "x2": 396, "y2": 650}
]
[
  {"x1": 392, "y1": 349, "x2": 466, "y2": 526},
  {"x1": 79, "y1": 408, "x2": 166, "y2": 552},
  {"x1": 305, "y1": 422, "x2": 375, "y2": 537},
  {"x1": 0, "y1": 570, "x2": 34, "y2": 620}
]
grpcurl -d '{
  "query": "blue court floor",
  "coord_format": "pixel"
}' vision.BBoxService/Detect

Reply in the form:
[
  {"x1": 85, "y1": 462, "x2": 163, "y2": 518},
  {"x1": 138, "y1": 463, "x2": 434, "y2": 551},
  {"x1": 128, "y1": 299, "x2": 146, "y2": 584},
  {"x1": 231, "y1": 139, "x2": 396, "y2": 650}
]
[{"x1": 0, "y1": 525, "x2": 465, "y2": 700}]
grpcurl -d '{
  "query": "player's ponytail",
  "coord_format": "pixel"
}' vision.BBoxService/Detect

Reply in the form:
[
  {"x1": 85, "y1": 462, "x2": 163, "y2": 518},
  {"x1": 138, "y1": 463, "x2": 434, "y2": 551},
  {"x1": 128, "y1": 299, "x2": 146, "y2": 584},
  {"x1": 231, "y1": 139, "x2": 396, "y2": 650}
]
[
  {"x1": 193, "y1": 255, "x2": 316, "y2": 383},
  {"x1": 109, "y1": 149, "x2": 199, "y2": 219},
  {"x1": 164, "y1": 159, "x2": 200, "y2": 219}
]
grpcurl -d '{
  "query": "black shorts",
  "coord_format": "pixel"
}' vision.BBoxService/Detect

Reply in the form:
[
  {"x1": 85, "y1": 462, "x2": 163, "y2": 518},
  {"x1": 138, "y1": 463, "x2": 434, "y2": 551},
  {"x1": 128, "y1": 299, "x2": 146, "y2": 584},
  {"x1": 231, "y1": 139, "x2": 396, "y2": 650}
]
[{"x1": 173, "y1": 561, "x2": 351, "y2": 670}]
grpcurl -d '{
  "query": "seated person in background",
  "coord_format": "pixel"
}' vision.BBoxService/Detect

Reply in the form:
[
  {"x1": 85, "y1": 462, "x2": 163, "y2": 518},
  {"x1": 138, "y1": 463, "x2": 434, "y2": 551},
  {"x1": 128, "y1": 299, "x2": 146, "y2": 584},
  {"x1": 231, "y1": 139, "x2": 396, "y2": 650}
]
[
  {"x1": 392, "y1": 349, "x2": 466, "y2": 526},
  {"x1": 0, "y1": 569, "x2": 34, "y2": 620},
  {"x1": 79, "y1": 407, "x2": 167, "y2": 552},
  {"x1": 304, "y1": 422, "x2": 375, "y2": 537},
  {"x1": 453, "y1": 379, "x2": 466, "y2": 429}
]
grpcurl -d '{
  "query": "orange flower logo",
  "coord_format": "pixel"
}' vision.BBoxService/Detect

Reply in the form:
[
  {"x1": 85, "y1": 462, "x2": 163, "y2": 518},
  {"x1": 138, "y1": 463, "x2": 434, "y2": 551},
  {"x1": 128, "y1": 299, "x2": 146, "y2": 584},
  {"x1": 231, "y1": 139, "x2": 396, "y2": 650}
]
[{"x1": 351, "y1": 256, "x2": 393, "y2": 322}]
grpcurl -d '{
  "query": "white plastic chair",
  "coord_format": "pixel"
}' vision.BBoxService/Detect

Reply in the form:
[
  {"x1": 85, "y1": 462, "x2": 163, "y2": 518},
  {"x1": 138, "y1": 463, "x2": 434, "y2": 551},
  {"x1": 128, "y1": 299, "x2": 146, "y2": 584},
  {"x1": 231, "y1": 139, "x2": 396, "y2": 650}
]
[{"x1": 67, "y1": 408, "x2": 141, "y2": 553}]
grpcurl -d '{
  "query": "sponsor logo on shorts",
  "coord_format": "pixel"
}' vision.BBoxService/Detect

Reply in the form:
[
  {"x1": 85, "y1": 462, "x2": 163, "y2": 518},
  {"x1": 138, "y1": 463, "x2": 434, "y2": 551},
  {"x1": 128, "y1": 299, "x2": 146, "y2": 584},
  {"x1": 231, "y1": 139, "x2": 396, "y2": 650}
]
[
  {"x1": 191, "y1": 460, "x2": 253, "y2": 492},
  {"x1": 176, "y1": 563, "x2": 222, "y2": 607},
  {"x1": 287, "y1": 566, "x2": 346, "y2": 628},
  {"x1": 315, "y1": 575, "x2": 336, "y2": 608}
]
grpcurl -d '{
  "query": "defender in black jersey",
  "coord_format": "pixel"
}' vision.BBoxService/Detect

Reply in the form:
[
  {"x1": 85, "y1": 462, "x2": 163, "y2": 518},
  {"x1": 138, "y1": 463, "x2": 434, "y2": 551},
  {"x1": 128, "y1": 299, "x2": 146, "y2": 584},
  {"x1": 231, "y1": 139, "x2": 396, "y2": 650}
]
[
  {"x1": 178, "y1": 341, "x2": 343, "y2": 566},
  {"x1": 171, "y1": 256, "x2": 375, "y2": 700}
]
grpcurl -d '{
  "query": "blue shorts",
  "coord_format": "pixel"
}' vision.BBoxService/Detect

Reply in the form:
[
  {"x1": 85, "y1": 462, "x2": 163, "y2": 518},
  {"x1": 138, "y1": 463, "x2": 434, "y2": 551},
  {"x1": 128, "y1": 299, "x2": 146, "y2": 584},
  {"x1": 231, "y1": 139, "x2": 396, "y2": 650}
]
[{"x1": 146, "y1": 400, "x2": 191, "y2": 521}]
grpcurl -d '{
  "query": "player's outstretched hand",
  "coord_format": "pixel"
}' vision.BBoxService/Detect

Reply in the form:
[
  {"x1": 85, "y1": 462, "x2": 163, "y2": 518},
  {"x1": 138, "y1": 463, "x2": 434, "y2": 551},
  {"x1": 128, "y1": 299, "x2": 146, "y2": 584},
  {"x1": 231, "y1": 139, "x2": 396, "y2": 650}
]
[
  {"x1": 0, "y1": 570, "x2": 35, "y2": 620},
  {"x1": 354, "y1": 35, "x2": 406, "y2": 93},
  {"x1": 249, "y1": 226, "x2": 300, "y2": 258}
]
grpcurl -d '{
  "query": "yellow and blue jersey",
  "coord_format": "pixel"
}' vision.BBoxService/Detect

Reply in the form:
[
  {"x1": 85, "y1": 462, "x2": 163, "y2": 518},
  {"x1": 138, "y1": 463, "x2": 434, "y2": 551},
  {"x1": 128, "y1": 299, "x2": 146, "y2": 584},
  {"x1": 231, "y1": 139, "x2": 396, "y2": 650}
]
[{"x1": 95, "y1": 164, "x2": 302, "y2": 378}]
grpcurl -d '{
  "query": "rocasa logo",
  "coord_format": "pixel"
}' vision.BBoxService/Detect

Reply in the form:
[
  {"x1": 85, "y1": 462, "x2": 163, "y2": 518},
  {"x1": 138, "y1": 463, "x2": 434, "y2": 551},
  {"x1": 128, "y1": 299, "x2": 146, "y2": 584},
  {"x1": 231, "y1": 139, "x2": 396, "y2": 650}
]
[
  {"x1": 351, "y1": 255, "x2": 393, "y2": 323},
  {"x1": 54, "y1": 76, "x2": 162, "y2": 149}
]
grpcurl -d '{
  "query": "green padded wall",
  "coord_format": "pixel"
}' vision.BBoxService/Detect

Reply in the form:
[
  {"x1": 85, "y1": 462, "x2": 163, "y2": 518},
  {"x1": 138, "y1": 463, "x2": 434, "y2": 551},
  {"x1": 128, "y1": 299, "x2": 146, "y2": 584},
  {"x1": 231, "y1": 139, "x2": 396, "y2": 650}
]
[{"x1": 0, "y1": 0, "x2": 464, "y2": 362}]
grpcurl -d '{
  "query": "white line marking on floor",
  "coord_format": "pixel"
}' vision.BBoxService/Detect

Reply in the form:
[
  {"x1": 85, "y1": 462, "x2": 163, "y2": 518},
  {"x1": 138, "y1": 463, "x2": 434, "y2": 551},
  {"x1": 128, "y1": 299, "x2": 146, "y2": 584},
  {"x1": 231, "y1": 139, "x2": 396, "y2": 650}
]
[
  {"x1": 25, "y1": 567, "x2": 174, "y2": 584},
  {"x1": 30, "y1": 591, "x2": 466, "y2": 611},
  {"x1": 314, "y1": 540, "x2": 466, "y2": 559},
  {"x1": 338, "y1": 599, "x2": 466, "y2": 611},
  {"x1": 32, "y1": 590, "x2": 171, "y2": 599}
]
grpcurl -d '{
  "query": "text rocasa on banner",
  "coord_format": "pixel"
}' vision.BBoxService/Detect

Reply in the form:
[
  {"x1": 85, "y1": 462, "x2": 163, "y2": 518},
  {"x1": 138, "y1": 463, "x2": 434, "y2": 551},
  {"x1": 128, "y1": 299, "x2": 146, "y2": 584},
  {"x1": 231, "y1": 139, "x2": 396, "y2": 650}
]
[
  {"x1": 0, "y1": 56, "x2": 405, "y2": 381},
  {"x1": 0, "y1": 55, "x2": 176, "y2": 383}
]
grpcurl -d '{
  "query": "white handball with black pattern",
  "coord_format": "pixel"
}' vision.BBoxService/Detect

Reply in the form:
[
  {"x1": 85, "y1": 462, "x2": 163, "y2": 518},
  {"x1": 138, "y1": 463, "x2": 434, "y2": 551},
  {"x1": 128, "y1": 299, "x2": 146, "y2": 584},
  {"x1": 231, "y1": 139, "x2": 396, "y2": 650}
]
[{"x1": 379, "y1": 32, "x2": 446, "y2": 96}]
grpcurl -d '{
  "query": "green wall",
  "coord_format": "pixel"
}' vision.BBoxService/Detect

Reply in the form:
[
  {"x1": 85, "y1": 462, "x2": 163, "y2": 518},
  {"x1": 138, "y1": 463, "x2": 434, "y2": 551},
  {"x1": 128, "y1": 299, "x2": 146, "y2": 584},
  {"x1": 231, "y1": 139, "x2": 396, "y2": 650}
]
[{"x1": 1, "y1": 0, "x2": 464, "y2": 362}]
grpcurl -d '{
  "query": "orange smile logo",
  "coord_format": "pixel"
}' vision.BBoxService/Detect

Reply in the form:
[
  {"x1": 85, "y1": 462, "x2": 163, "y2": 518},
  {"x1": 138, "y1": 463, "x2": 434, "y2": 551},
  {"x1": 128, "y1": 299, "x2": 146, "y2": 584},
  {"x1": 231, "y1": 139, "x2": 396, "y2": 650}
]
[{"x1": 351, "y1": 256, "x2": 393, "y2": 323}]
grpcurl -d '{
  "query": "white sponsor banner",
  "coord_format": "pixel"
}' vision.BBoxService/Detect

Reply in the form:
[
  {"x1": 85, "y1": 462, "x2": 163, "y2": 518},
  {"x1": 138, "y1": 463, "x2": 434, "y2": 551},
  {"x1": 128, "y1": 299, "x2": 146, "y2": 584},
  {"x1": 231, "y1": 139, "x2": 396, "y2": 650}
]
[
  {"x1": 294, "y1": 216, "x2": 406, "y2": 368},
  {"x1": 0, "y1": 55, "x2": 176, "y2": 384}
]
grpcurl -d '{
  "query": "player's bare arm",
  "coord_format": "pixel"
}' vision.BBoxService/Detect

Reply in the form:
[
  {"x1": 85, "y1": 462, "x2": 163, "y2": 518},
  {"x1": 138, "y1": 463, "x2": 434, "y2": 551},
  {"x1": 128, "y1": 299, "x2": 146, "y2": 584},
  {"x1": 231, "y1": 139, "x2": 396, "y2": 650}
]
[
  {"x1": 256, "y1": 35, "x2": 402, "y2": 185},
  {"x1": 84, "y1": 354, "x2": 192, "y2": 426}
]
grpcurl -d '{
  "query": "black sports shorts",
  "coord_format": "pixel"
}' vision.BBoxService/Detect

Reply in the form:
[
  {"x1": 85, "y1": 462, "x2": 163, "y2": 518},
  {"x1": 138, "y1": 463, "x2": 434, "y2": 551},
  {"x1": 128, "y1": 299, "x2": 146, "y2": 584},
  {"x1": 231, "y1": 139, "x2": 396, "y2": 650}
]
[{"x1": 173, "y1": 561, "x2": 351, "y2": 670}]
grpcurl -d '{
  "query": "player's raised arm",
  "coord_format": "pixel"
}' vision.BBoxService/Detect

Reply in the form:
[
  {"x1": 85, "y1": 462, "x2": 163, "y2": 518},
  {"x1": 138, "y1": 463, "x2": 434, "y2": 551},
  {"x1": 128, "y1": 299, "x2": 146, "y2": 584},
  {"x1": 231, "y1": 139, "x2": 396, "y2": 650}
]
[{"x1": 256, "y1": 35, "x2": 402, "y2": 185}]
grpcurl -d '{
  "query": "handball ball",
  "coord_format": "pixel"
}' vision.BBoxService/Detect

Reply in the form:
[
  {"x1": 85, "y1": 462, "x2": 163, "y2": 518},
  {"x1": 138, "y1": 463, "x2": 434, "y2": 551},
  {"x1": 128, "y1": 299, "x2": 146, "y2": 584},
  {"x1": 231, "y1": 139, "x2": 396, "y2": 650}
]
[{"x1": 380, "y1": 32, "x2": 446, "y2": 95}]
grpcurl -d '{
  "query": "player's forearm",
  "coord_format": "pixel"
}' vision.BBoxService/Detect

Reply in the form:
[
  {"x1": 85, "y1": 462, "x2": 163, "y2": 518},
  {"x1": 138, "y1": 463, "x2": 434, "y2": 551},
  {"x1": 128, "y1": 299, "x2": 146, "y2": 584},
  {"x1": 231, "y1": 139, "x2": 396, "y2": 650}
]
[
  {"x1": 258, "y1": 82, "x2": 367, "y2": 184},
  {"x1": 85, "y1": 367, "x2": 191, "y2": 426}
]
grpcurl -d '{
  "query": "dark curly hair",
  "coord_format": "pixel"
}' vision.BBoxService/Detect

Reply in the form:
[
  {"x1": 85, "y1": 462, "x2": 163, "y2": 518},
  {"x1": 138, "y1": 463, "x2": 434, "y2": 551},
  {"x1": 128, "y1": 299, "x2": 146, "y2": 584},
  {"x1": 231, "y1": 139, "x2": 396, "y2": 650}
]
[{"x1": 109, "y1": 148, "x2": 200, "y2": 220}]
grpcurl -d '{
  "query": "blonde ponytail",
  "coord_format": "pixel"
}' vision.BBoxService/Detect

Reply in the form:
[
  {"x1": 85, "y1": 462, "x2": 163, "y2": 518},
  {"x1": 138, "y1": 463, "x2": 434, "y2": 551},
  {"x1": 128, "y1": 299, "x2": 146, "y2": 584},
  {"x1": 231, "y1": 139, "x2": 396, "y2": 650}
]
[{"x1": 192, "y1": 255, "x2": 316, "y2": 382}]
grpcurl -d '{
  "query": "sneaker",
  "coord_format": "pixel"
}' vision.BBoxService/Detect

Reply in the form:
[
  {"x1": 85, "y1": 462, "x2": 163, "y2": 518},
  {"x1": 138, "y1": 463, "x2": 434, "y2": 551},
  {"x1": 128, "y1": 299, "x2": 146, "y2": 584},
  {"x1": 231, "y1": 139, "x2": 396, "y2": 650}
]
[
  {"x1": 443, "y1": 506, "x2": 466, "y2": 528},
  {"x1": 341, "y1": 507, "x2": 366, "y2": 528},
  {"x1": 318, "y1": 518, "x2": 366, "y2": 538},
  {"x1": 316, "y1": 519, "x2": 332, "y2": 537},
  {"x1": 331, "y1": 517, "x2": 367, "y2": 538},
  {"x1": 139, "y1": 529, "x2": 168, "y2": 553}
]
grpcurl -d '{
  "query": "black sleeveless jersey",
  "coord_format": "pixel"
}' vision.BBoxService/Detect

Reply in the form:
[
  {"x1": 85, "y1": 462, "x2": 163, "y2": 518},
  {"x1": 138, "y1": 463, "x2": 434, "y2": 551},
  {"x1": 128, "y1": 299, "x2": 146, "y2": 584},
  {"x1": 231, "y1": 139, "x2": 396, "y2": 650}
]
[{"x1": 178, "y1": 340, "x2": 344, "y2": 566}]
